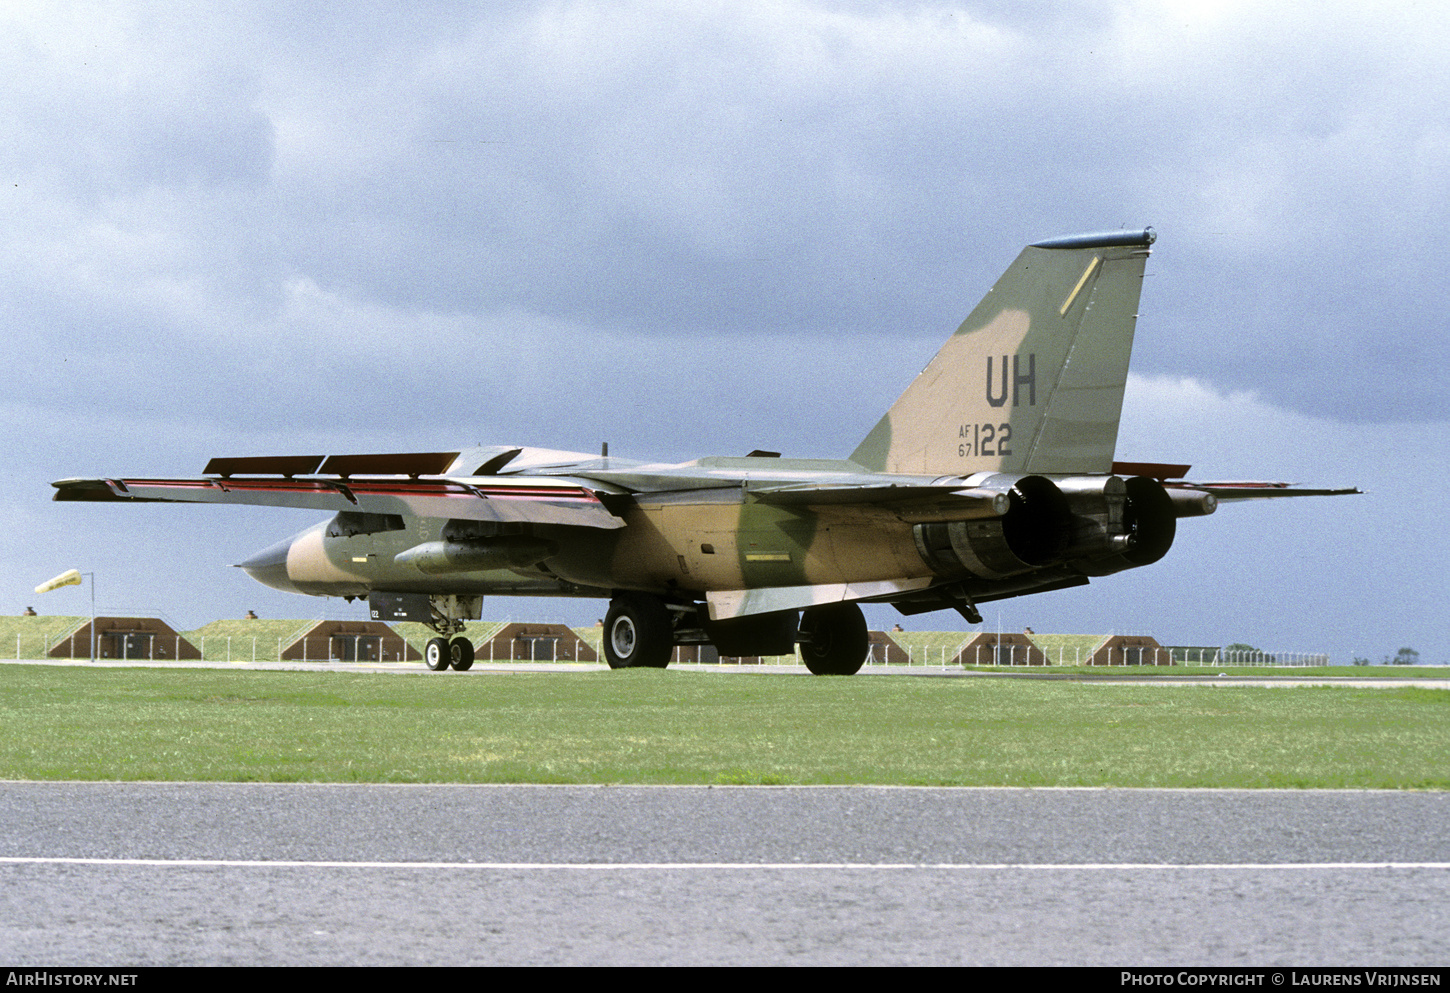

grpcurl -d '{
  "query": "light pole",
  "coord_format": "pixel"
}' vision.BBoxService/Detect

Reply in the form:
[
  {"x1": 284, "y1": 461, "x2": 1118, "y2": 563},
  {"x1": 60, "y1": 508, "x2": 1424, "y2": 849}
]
[{"x1": 35, "y1": 569, "x2": 95, "y2": 662}]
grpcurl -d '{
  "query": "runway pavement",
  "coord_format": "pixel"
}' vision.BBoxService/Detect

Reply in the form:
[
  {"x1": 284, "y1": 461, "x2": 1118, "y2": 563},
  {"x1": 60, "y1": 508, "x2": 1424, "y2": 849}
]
[{"x1": 2, "y1": 783, "x2": 1447, "y2": 966}]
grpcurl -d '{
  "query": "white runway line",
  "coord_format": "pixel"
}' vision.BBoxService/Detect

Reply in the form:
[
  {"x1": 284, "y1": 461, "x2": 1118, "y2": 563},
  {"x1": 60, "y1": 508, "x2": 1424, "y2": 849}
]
[{"x1": 4, "y1": 857, "x2": 1450, "y2": 871}]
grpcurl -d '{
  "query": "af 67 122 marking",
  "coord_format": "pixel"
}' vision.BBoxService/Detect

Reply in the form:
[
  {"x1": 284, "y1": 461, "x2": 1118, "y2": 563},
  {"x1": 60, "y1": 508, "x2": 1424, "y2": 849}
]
[{"x1": 959, "y1": 422, "x2": 1013, "y2": 458}]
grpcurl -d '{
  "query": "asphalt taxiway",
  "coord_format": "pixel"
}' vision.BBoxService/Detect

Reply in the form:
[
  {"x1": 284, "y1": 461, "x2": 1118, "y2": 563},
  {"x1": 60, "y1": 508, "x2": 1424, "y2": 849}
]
[{"x1": 2, "y1": 783, "x2": 1447, "y2": 966}]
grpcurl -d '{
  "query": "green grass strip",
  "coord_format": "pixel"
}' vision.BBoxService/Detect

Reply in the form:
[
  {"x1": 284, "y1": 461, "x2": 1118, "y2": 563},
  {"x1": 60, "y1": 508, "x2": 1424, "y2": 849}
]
[{"x1": 0, "y1": 666, "x2": 1445, "y2": 788}]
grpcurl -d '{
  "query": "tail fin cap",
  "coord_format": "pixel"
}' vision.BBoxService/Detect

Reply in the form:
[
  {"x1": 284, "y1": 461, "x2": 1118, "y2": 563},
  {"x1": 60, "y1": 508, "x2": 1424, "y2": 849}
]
[{"x1": 1031, "y1": 228, "x2": 1155, "y2": 250}]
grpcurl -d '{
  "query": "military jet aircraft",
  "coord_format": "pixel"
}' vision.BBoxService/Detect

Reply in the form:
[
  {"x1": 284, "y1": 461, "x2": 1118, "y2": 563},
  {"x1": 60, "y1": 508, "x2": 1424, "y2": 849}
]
[{"x1": 53, "y1": 228, "x2": 1357, "y2": 674}]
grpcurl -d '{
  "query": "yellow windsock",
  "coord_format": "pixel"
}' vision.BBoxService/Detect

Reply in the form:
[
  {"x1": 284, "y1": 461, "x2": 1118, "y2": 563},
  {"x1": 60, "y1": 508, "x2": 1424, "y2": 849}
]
[{"x1": 35, "y1": 569, "x2": 83, "y2": 594}]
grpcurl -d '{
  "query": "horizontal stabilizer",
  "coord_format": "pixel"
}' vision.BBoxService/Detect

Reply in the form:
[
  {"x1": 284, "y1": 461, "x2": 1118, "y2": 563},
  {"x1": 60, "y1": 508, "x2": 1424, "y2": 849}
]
[
  {"x1": 1114, "y1": 461, "x2": 1362, "y2": 502},
  {"x1": 1168, "y1": 481, "x2": 1362, "y2": 501}
]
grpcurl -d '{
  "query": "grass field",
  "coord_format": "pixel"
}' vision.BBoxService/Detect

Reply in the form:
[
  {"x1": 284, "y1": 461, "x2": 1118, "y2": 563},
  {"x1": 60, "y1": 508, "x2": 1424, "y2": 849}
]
[{"x1": 0, "y1": 665, "x2": 1445, "y2": 788}]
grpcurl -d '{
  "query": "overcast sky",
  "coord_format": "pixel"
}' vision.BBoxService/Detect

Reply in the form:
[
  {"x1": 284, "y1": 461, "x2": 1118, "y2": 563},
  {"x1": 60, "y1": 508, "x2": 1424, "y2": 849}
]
[{"x1": 3, "y1": 0, "x2": 1445, "y2": 662}]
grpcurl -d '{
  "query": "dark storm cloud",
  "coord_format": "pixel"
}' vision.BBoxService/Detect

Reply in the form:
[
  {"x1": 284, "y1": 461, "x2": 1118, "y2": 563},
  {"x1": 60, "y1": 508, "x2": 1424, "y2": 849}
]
[{"x1": 10, "y1": 1, "x2": 1446, "y2": 426}]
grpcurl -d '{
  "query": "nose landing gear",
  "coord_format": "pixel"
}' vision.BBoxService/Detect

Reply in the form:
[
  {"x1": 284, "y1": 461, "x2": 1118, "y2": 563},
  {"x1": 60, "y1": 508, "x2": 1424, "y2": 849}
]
[{"x1": 416, "y1": 594, "x2": 483, "y2": 672}]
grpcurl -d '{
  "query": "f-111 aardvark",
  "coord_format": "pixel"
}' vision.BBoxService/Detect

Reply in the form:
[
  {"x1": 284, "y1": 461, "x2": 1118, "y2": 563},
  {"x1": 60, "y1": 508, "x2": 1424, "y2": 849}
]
[{"x1": 54, "y1": 229, "x2": 1357, "y2": 674}]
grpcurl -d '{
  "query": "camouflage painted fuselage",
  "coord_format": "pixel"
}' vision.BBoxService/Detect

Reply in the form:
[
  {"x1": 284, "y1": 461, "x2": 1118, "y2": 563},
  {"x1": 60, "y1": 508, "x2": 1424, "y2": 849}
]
[{"x1": 257, "y1": 455, "x2": 972, "y2": 609}]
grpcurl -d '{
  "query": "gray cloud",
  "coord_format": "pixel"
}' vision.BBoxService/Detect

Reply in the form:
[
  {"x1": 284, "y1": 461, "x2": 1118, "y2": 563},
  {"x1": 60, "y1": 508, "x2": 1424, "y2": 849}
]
[{"x1": 9, "y1": 3, "x2": 1447, "y2": 415}]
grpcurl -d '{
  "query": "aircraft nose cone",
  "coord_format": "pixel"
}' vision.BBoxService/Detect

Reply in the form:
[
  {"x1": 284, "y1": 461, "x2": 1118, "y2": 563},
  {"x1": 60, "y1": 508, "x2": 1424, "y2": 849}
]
[{"x1": 236, "y1": 537, "x2": 298, "y2": 593}]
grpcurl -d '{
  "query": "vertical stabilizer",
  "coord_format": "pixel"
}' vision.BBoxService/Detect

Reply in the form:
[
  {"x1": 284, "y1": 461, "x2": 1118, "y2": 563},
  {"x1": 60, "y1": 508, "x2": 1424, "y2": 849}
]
[{"x1": 851, "y1": 229, "x2": 1154, "y2": 476}]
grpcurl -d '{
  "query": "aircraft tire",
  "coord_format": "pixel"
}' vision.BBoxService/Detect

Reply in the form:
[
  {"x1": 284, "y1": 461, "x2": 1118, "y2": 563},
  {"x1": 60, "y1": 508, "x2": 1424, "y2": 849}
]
[
  {"x1": 798, "y1": 602, "x2": 869, "y2": 676},
  {"x1": 425, "y1": 637, "x2": 451, "y2": 671},
  {"x1": 449, "y1": 637, "x2": 475, "y2": 671},
  {"x1": 603, "y1": 596, "x2": 673, "y2": 669}
]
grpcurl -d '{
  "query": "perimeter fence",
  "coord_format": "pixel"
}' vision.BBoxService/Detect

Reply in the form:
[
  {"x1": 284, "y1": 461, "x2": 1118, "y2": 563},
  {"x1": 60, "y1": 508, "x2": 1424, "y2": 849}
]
[
  {"x1": 920, "y1": 645, "x2": 1331, "y2": 667},
  {"x1": 10, "y1": 624, "x2": 1330, "y2": 668}
]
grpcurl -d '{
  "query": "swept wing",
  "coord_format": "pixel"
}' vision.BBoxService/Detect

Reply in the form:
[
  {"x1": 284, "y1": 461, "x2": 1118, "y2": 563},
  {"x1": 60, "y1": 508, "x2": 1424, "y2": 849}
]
[{"x1": 52, "y1": 451, "x2": 626, "y2": 531}]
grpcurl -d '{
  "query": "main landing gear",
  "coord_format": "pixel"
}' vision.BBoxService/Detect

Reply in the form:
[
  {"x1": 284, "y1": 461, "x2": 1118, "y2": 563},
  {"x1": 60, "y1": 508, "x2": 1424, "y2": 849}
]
[
  {"x1": 425, "y1": 636, "x2": 475, "y2": 671},
  {"x1": 602, "y1": 595, "x2": 673, "y2": 669},
  {"x1": 602, "y1": 592, "x2": 871, "y2": 675},
  {"x1": 797, "y1": 602, "x2": 869, "y2": 676}
]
